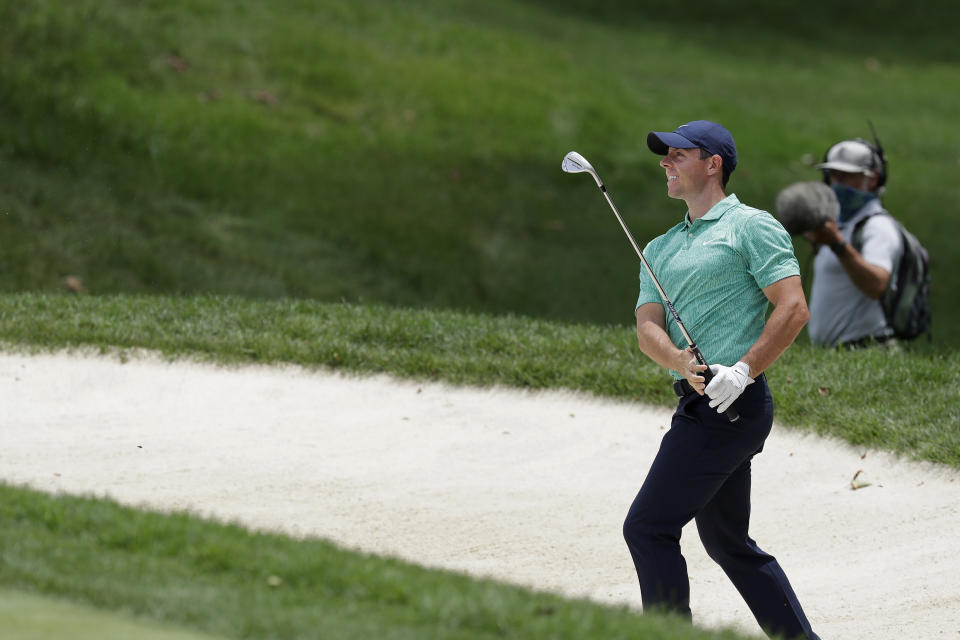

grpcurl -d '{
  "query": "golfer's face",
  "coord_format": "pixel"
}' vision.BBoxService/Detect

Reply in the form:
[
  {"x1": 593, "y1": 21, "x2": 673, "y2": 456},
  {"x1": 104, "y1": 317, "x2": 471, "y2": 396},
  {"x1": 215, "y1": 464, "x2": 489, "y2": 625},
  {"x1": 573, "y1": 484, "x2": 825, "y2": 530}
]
[{"x1": 660, "y1": 147, "x2": 710, "y2": 199}]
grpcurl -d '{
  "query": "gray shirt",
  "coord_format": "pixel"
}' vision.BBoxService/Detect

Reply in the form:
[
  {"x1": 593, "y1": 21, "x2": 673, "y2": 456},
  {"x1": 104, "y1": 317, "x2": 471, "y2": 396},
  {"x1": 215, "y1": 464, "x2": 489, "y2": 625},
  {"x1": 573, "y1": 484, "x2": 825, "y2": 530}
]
[{"x1": 807, "y1": 198, "x2": 903, "y2": 347}]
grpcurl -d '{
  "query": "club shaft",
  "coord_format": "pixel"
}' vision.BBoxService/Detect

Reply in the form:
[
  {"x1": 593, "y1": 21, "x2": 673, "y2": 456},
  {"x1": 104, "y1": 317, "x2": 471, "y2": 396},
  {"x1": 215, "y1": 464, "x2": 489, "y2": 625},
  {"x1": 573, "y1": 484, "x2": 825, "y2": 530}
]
[{"x1": 596, "y1": 182, "x2": 739, "y2": 422}]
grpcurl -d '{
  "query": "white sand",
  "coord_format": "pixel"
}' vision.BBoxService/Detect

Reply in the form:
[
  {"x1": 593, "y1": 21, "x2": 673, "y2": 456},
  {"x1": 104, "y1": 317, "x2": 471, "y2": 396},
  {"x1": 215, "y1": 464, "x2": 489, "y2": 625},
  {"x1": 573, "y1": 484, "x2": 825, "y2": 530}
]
[{"x1": 2, "y1": 351, "x2": 958, "y2": 638}]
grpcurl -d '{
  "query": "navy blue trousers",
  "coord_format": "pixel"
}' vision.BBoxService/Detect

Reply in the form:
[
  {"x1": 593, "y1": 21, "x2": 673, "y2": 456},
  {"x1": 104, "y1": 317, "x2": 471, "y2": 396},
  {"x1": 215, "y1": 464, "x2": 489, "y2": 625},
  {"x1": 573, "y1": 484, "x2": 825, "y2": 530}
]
[{"x1": 622, "y1": 375, "x2": 820, "y2": 640}]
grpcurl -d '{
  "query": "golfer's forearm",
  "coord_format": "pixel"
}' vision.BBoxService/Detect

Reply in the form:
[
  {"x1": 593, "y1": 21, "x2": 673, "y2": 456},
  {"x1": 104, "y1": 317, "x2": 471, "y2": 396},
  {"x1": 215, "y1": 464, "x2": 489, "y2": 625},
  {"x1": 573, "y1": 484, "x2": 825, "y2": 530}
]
[
  {"x1": 636, "y1": 322, "x2": 683, "y2": 372},
  {"x1": 741, "y1": 302, "x2": 809, "y2": 376}
]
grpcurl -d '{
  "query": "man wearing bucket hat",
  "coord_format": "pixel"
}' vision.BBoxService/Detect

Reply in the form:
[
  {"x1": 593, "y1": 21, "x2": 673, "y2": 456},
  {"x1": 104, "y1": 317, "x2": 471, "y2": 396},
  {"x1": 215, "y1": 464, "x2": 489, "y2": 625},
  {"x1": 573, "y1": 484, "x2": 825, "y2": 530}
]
[
  {"x1": 623, "y1": 120, "x2": 821, "y2": 639},
  {"x1": 804, "y1": 137, "x2": 904, "y2": 348}
]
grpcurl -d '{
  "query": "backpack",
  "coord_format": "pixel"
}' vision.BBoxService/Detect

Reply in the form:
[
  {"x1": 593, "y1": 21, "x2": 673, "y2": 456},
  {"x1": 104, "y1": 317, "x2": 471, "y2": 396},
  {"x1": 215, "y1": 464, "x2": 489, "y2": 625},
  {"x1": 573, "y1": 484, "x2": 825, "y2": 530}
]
[{"x1": 852, "y1": 211, "x2": 931, "y2": 340}]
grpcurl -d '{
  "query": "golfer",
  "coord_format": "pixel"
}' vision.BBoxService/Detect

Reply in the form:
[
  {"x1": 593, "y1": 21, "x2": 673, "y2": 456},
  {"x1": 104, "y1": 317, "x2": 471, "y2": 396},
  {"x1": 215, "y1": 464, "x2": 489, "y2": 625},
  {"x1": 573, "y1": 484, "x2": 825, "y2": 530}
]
[{"x1": 622, "y1": 120, "x2": 820, "y2": 640}]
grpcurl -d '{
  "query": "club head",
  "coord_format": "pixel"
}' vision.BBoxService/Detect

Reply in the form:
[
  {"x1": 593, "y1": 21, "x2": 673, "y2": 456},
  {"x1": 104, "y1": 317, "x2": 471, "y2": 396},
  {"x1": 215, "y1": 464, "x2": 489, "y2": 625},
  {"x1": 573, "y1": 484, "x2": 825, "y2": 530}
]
[
  {"x1": 561, "y1": 151, "x2": 602, "y2": 187},
  {"x1": 561, "y1": 151, "x2": 592, "y2": 173}
]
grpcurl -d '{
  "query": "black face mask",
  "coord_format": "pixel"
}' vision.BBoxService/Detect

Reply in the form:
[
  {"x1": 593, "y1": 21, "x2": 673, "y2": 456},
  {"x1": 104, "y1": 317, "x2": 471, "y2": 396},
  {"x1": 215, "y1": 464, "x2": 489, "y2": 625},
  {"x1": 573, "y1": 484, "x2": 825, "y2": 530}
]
[{"x1": 832, "y1": 183, "x2": 877, "y2": 223}]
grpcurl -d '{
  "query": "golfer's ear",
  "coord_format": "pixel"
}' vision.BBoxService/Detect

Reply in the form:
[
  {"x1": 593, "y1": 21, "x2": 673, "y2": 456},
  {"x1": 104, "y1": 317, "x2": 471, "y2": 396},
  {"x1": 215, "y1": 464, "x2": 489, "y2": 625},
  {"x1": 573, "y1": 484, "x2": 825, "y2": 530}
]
[{"x1": 708, "y1": 154, "x2": 723, "y2": 176}]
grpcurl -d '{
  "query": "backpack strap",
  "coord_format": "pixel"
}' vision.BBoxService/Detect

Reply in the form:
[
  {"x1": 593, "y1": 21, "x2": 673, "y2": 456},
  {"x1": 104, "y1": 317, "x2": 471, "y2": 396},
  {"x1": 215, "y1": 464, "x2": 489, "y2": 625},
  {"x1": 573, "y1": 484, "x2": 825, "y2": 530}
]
[{"x1": 850, "y1": 209, "x2": 889, "y2": 254}]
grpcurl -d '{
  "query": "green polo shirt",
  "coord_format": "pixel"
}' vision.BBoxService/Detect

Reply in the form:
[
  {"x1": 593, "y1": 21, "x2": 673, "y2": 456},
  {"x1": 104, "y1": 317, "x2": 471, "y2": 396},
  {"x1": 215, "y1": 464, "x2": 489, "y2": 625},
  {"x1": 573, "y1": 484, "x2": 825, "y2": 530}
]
[{"x1": 635, "y1": 194, "x2": 799, "y2": 379}]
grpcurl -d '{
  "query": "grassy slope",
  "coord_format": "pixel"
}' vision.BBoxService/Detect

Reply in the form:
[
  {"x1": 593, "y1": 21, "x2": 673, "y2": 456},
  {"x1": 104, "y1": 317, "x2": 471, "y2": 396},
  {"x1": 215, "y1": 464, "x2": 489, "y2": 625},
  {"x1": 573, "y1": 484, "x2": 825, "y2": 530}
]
[
  {"x1": 0, "y1": 484, "x2": 747, "y2": 640},
  {"x1": 0, "y1": 0, "x2": 958, "y2": 341}
]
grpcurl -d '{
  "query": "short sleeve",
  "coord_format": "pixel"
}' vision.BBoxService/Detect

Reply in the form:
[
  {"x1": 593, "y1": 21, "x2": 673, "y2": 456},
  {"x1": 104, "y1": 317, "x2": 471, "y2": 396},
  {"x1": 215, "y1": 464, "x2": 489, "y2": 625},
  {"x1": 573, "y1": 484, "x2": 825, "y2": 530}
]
[
  {"x1": 859, "y1": 215, "x2": 903, "y2": 273},
  {"x1": 740, "y1": 212, "x2": 800, "y2": 288}
]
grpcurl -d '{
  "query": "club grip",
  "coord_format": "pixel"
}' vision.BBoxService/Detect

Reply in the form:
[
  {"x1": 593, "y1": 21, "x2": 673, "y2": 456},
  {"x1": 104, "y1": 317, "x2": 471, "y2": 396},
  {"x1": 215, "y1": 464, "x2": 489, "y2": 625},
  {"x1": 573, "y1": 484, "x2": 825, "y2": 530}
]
[{"x1": 700, "y1": 363, "x2": 740, "y2": 423}]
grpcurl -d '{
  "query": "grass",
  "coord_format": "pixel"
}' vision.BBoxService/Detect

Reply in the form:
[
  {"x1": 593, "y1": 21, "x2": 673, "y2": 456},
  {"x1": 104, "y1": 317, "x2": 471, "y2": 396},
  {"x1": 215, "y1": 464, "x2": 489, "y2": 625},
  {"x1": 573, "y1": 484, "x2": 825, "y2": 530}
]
[
  {"x1": 0, "y1": 484, "x2": 749, "y2": 640},
  {"x1": 1, "y1": 0, "x2": 959, "y2": 342},
  {"x1": 0, "y1": 588, "x2": 230, "y2": 640}
]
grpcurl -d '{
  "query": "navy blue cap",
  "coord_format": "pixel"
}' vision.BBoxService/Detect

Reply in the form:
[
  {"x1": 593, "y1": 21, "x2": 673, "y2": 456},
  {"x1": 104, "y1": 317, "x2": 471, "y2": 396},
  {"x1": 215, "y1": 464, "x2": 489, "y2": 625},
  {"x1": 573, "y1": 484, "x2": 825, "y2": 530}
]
[{"x1": 646, "y1": 120, "x2": 738, "y2": 175}]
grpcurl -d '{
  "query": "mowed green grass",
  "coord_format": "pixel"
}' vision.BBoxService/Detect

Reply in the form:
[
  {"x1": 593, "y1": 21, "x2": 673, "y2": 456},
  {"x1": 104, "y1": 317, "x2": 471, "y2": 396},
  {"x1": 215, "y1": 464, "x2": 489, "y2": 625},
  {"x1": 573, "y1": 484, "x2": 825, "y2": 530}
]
[
  {"x1": 0, "y1": 0, "x2": 958, "y2": 341},
  {"x1": 0, "y1": 588, "x2": 230, "y2": 640},
  {"x1": 0, "y1": 484, "x2": 749, "y2": 640}
]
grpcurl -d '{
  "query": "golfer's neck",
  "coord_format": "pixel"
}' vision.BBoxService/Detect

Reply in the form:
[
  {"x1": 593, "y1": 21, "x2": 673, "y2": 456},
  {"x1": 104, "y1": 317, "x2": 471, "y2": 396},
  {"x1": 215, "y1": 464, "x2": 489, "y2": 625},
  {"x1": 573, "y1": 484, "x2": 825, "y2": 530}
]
[{"x1": 685, "y1": 185, "x2": 726, "y2": 221}]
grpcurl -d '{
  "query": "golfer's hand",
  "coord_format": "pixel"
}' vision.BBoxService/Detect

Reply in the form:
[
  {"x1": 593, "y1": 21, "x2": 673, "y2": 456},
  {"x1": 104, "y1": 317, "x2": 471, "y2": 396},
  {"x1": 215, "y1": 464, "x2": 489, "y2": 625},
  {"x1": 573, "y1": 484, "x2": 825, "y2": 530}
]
[
  {"x1": 705, "y1": 361, "x2": 753, "y2": 413},
  {"x1": 677, "y1": 347, "x2": 708, "y2": 395}
]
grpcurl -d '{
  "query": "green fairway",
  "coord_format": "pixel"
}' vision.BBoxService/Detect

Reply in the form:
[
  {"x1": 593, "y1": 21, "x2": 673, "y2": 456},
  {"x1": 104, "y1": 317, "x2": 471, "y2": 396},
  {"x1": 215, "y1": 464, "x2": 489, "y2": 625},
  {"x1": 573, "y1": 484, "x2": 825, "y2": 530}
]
[{"x1": 0, "y1": 589, "x2": 229, "y2": 640}]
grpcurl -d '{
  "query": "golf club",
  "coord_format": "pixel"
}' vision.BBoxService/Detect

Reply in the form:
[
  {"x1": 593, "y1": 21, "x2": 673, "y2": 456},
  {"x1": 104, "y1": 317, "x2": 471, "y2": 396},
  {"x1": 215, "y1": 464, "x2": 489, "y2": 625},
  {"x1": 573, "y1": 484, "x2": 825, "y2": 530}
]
[{"x1": 561, "y1": 151, "x2": 739, "y2": 422}]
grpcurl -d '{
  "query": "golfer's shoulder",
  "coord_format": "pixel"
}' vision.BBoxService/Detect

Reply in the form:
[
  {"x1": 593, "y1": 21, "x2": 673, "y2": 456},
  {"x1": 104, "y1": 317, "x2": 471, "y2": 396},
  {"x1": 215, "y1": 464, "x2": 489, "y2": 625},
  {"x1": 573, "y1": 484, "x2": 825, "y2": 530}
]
[
  {"x1": 729, "y1": 202, "x2": 786, "y2": 233},
  {"x1": 727, "y1": 200, "x2": 773, "y2": 222}
]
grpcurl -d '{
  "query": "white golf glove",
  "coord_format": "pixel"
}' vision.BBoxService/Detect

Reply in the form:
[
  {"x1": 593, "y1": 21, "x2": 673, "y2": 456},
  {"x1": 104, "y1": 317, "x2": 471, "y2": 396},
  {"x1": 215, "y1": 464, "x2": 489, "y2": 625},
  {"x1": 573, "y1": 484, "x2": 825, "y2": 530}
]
[{"x1": 705, "y1": 361, "x2": 753, "y2": 414}]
